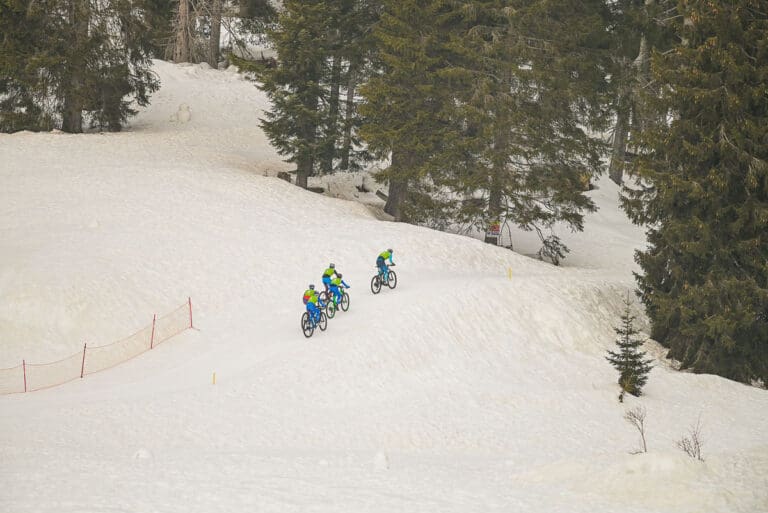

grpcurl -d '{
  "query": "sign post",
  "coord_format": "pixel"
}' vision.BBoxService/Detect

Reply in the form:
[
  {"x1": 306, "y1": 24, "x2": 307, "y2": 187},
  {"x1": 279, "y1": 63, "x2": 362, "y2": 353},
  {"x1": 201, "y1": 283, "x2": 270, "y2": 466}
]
[{"x1": 485, "y1": 220, "x2": 501, "y2": 245}]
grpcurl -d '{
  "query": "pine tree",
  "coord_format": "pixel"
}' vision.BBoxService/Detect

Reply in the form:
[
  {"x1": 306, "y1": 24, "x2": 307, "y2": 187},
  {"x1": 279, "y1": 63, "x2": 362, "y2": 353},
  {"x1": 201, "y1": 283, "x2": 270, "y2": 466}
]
[
  {"x1": 256, "y1": 0, "x2": 330, "y2": 189},
  {"x1": 606, "y1": 0, "x2": 677, "y2": 185},
  {"x1": 0, "y1": 0, "x2": 52, "y2": 131},
  {"x1": 606, "y1": 297, "x2": 653, "y2": 398},
  {"x1": 428, "y1": 0, "x2": 611, "y2": 251},
  {"x1": 359, "y1": 0, "x2": 460, "y2": 220},
  {"x1": 623, "y1": 1, "x2": 768, "y2": 385},
  {"x1": 318, "y1": 0, "x2": 380, "y2": 174},
  {"x1": 337, "y1": 1, "x2": 381, "y2": 171},
  {"x1": 0, "y1": 0, "x2": 159, "y2": 133}
]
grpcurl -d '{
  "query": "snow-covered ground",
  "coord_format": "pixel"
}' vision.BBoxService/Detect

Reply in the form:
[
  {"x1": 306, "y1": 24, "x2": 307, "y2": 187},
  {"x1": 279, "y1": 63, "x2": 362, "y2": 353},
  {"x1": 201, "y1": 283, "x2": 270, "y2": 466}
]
[{"x1": 1, "y1": 60, "x2": 766, "y2": 513}]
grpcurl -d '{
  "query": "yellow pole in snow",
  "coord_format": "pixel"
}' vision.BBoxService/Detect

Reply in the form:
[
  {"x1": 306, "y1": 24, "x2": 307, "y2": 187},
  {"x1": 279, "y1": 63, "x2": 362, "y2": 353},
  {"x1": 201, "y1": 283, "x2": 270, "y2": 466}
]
[
  {"x1": 507, "y1": 267, "x2": 512, "y2": 280},
  {"x1": 212, "y1": 372, "x2": 216, "y2": 385}
]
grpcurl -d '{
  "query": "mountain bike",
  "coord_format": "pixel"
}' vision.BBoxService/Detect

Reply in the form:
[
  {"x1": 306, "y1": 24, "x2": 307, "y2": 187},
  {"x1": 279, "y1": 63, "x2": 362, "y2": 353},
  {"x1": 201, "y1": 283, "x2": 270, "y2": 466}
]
[
  {"x1": 301, "y1": 306, "x2": 328, "y2": 338},
  {"x1": 370, "y1": 263, "x2": 397, "y2": 294},
  {"x1": 326, "y1": 286, "x2": 350, "y2": 319}
]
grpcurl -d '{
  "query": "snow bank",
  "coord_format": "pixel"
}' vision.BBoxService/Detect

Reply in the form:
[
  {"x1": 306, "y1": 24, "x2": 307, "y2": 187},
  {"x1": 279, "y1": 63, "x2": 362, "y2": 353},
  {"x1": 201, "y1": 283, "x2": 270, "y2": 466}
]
[{"x1": 1, "y1": 60, "x2": 766, "y2": 513}]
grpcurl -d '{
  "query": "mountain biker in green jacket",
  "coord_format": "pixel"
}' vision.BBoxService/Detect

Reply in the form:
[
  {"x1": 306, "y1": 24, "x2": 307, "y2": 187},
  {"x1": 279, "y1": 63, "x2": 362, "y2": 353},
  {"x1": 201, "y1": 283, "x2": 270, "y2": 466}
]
[
  {"x1": 376, "y1": 249, "x2": 394, "y2": 281},
  {"x1": 302, "y1": 284, "x2": 324, "y2": 323},
  {"x1": 329, "y1": 273, "x2": 350, "y2": 305},
  {"x1": 321, "y1": 263, "x2": 339, "y2": 294}
]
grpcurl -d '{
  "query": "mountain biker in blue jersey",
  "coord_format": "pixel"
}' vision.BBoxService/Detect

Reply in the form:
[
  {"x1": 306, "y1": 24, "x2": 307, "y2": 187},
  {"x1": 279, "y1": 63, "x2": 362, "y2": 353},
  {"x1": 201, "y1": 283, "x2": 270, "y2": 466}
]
[
  {"x1": 303, "y1": 284, "x2": 324, "y2": 324},
  {"x1": 329, "y1": 273, "x2": 350, "y2": 305},
  {"x1": 376, "y1": 249, "x2": 394, "y2": 281},
  {"x1": 321, "y1": 263, "x2": 339, "y2": 294}
]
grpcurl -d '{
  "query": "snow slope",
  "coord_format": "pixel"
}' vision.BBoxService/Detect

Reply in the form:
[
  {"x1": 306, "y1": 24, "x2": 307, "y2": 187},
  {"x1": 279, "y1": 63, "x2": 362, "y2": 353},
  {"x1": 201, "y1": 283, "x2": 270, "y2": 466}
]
[{"x1": 1, "y1": 60, "x2": 766, "y2": 513}]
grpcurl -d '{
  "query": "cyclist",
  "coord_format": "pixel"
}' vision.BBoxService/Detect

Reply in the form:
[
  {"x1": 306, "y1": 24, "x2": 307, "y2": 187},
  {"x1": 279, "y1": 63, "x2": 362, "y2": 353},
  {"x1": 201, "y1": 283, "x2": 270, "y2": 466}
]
[
  {"x1": 329, "y1": 273, "x2": 351, "y2": 305},
  {"x1": 321, "y1": 263, "x2": 339, "y2": 294},
  {"x1": 302, "y1": 284, "x2": 324, "y2": 325},
  {"x1": 376, "y1": 248, "x2": 394, "y2": 281}
]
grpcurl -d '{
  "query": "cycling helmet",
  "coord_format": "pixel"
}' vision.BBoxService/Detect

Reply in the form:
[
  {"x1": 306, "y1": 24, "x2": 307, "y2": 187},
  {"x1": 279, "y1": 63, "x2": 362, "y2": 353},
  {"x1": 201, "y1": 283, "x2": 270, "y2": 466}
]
[
  {"x1": 387, "y1": 248, "x2": 393, "y2": 253},
  {"x1": 309, "y1": 284, "x2": 315, "y2": 290},
  {"x1": 329, "y1": 263, "x2": 335, "y2": 269},
  {"x1": 337, "y1": 273, "x2": 343, "y2": 279}
]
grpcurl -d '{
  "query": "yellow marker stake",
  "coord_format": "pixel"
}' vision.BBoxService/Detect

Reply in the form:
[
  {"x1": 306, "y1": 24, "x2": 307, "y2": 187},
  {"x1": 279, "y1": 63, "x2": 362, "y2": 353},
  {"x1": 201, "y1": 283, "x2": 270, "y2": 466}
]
[
  {"x1": 212, "y1": 372, "x2": 216, "y2": 385},
  {"x1": 507, "y1": 267, "x2": 512, "y2": 280}
]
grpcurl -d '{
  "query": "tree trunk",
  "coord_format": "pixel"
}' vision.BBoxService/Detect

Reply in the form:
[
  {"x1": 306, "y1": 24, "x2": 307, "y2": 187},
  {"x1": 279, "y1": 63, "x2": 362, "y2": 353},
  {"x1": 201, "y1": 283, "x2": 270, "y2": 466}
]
[
  {"x1": 384, "y1": 149, "x2": 409, "y2": 221},
  {"x1": 207, "y1": 0, "x2": 222, "y2": 69},
  {"x1": 61, "y1": 92, "x2": 84, "y2": 133},
  {"x1": 339, "y1": 66, "x2": 356, "y2": 171},
  {"x1": 296, "y1": 93, "x2": 319, "y2": 189},
  {"x1": 385, "y1": 178, "x2": 408, "y2": 221},
  {"x1": 632, "y1": 33, "x2": 651, "y2": 134},
  {"x1": 609, "y1": 90, "x2": 630, "y2": 185},
  {"x1": 321, "y1": 54, "x2": 342, "y2": 174},
  {"x1": 174, "y1": 0, "x2": 192, "y2": 63},
  {"x1": 485, "y1": 125, "x2": 507, "y2": 243},
  {"x1": 296, "y1": 156, "x2": 311, "y2": 189},
  {"x1": 632, "y1": 1, "x2": 654, "y2": 134},
  {"x1": 61, "y1": 0, "x2": 89, "y2": 133}
]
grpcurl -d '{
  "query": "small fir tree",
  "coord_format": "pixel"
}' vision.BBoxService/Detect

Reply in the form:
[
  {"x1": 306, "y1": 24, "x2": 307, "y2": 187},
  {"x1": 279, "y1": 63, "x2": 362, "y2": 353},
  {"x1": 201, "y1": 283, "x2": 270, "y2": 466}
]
[{"x1": 606, "y1": 297, "x2": 653, "y2": 399}]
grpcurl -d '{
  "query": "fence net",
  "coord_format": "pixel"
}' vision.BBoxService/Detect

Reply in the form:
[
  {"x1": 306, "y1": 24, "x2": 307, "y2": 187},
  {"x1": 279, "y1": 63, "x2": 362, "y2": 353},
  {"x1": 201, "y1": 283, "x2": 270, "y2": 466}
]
[
  {"x1": 0, "y1": 300, "x2": 192, "y2": 395},
  {"x1": 26, "y1": 353, "x2": 84, "y2": 392},
  {"x1": 85, "y1": 325, "x2": 154, "y2": 376},
  {"x1": 154, "y1": 303, "x2": 192, "y2": 347}
]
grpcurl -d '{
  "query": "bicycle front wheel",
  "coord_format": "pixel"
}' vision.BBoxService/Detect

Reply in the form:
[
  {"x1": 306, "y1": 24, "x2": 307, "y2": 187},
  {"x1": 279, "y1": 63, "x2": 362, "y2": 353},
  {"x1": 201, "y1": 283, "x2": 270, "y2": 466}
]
[
  {"x1": 301, "y1": 312, "x2": 314, "y2": 338},
  {"x1": 340, "y1": 292, "x2": 350, "y2": 311},
  {"x1": 387, "y1": 270, "x2": 397, "y2": 289},
  {"x1": 318, "y1": 312, "x2": 328, "y2": 331}
]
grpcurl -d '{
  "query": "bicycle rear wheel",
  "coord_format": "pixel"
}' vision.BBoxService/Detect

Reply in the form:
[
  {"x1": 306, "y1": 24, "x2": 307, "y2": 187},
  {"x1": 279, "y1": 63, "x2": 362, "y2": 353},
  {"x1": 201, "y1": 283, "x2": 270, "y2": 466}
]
[
  {"x1": 387, "y1": 270, "x2": 397, "y2": 289},
  {"x1": 326, "y1": 300, "x2": 336, "y2": 319},
  {"x1": 301, "y1": 312, "x2": 314, "y2": 338},
  {"x1": 370, "y1": 275, "x2": 381, "y2": 294},
  {"x1": 340, "y1": 292, "x2": 350, "y2": 311}
]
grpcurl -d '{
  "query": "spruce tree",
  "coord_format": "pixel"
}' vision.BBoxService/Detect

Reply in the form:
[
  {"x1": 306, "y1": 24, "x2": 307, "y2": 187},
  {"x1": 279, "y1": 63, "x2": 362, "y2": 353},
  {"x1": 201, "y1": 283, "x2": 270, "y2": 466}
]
[
  {"x1": 606, "y1": 0, "x2": 677, "y2": 185},
  {"x1": 606, "y1": 296, "x2": 654, "y2": 398},
  {"x1": 359, "y1": 0, "x2": 460, "y2": 220},
  {"x1": 337, "y1": 1, "x2": 381, "y2": 171},
  {"x1": 0, "y1": 0, "x2": 51, "y2": 131},
  {"x1": 0, "y1": 0, "x2": 159, "y2": 133},
  {"x1": 623, "y1": 1, "x2": 768, "y2": 384},
  {"x1": 431, "y1": 1, "x2": 611, "y2": 251},
  {"x1": 256, "y1": 0, "x2": 331, "y2": 189},
  {"x1": 318, "y1": 0, "x2": 380, "y2": 174}
]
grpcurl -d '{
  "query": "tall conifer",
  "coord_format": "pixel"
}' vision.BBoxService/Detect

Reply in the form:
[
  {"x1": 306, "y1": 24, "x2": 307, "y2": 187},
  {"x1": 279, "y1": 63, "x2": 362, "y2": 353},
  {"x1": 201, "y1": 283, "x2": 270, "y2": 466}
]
[
  {"x1": 256, "y1": 0, "x2": 329, "y2": 189},
  {"x1": 359, "y1": 1, "x2": 459, "y2": 220},
  {"x1": 624, "y1": 1, "x2": 768, "y2": 384},
  {"x1": 434, "y1": 1, "x2": 612, "y2": 250},
  {"x1": 0, "y1": 0, "x2": 159, "y2": 133}
]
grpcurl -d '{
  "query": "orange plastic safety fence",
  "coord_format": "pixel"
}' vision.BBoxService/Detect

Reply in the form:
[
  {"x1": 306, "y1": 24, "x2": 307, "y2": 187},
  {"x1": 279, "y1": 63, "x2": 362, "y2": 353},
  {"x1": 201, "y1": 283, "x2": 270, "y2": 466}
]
[
  {"x1": 84, "y1": 325, "x2": 153, "y2": 376},
  {"x1": 153, "y1": 303, "x2": 192, "y2": 347},
  {"x1": 25, "y1": 352, "x2": 83, "y2": 392},
  {"x1": 0, "y1": 300, "x2": 193, "y2": 395}
]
